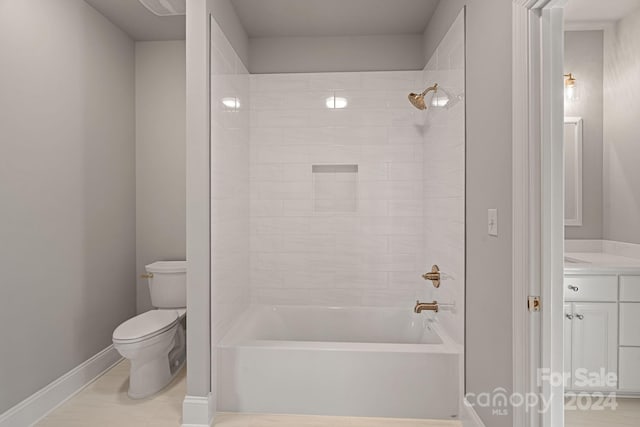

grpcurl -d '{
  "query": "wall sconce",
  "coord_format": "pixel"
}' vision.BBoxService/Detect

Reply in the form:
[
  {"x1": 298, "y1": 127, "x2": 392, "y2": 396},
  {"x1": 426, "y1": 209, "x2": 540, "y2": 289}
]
[{"x1": 564, "y1": 73, "x2": 579, "y2": 102}]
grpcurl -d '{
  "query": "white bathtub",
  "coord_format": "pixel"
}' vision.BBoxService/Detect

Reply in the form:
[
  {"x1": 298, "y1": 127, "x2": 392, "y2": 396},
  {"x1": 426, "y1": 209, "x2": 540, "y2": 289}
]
[{"x1": 217, "y1": 305, "x2": 461, "y2": 419}]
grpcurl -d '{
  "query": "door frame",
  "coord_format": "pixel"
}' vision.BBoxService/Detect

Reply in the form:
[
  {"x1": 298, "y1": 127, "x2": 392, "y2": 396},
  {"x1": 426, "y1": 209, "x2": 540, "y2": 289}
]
[{"x1": 512, "y1": 1, "x2": 565, "y2": 427}]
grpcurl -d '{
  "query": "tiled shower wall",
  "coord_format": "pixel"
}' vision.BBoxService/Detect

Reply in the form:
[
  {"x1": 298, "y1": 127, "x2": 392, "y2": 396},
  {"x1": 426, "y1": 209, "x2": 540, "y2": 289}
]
[
  {"x1": 249, "y1": 71, "x2": 431, "y2": 306},
  {"x1": 210, "y1": 18, "x2": 250, "y2": 344},
  {"x1": 421, "y1": 11, "x2": 465, "y2": 345}
]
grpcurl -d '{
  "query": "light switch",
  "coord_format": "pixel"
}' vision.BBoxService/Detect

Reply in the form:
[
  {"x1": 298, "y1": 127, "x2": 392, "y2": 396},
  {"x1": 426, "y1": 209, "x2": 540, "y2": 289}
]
[{"x1": 488, "y1": 209, "x2": 498, "y2": 237}]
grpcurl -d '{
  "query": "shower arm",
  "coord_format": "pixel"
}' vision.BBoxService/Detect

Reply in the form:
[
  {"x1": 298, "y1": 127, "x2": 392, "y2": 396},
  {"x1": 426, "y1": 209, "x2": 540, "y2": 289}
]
[{"x1": 421, "y1": 83, "x2": 438, "y2": 96}]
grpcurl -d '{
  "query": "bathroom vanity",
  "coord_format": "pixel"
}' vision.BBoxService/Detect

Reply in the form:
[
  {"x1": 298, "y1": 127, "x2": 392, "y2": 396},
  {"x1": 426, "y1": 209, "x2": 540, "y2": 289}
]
[{"x1": 564, "y1": 242, "x2": 640, "y2": 394}]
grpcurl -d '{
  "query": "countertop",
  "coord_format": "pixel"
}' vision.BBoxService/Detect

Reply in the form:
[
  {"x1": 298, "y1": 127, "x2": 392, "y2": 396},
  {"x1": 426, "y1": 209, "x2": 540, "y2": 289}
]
[{"x1": 565, "y1": 251, "x2": 640, "y2": 274}]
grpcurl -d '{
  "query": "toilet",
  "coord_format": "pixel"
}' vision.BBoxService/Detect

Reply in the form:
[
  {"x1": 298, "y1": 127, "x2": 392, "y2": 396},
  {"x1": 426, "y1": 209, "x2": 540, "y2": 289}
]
[{"x1": 112, "y1": 261, "x2": 187, "y2": 399}]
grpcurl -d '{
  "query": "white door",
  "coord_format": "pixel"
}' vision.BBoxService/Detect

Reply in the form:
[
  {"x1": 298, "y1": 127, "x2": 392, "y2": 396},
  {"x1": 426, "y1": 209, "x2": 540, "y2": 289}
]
[
  {"x1": 513, "y1": 1, "x2": 567, "y2": 426},
  {"x1": 570, "y1": 303, "x2": 618, "y2": 391}
]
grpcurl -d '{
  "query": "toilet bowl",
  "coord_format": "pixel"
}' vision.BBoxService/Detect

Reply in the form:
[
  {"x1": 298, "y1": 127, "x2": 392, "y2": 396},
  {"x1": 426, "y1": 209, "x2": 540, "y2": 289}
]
[{"x1": 113, "y1": 261, "x2": 186, "y2": 399}]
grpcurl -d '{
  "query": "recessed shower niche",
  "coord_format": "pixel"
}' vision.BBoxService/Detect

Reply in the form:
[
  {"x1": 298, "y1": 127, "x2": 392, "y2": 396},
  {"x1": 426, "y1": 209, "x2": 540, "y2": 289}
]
[{"x1": 312, "y1": 164, "x2": 358, "y2": 213}]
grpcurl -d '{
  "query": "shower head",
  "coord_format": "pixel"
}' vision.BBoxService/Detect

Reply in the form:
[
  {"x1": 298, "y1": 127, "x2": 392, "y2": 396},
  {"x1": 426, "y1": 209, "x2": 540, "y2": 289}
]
[{"x1": 408, "y1": 83, "x2": 438, "y2": 110}]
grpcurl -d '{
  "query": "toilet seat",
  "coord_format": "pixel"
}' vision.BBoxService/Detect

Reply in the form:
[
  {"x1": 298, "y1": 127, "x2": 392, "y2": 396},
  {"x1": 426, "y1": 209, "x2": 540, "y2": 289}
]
[{"x1": 113, "y1": 310, "x2": 179, "y2": 344}]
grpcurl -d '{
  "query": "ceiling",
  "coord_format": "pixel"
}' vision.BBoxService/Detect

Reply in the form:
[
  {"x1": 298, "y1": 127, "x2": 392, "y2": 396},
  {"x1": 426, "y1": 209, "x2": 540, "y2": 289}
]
[
  {"x1": 84, "y1": 0, "x2": 185, "y2": 41},
  {"x1": 564, "y1": 0, "x2": 640, "y2": 23},
  {"x1": 231, "y1": 0, "x2": 439, "y2": 37},
  {"x1": 85, "y1": 0, "x2": 439, "y2": 42}
]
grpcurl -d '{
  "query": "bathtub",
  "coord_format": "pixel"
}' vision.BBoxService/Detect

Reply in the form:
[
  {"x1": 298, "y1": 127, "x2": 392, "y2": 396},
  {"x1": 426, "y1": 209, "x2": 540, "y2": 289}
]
[{"x1": 217, "y1": 305, "x2": 461, "y2": 419}]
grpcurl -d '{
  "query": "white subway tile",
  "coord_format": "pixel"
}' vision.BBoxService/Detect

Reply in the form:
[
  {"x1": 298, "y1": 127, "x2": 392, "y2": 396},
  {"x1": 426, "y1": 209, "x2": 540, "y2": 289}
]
[
  {"x1": 282, "y1": 234, "x2": 335, "y2": 253},
  {"x1": 282, "y1": 199, "x2": 313, "y2": 216},
  {"x1": 281, "y1": 270, "x2": 336, "y2": 289},
  {"x1": 250, "y1": 164, "x2": 283, "y2": 181},
  {"x1": 333, "y1": 127, "x2": 388, "y2": 146},
  {"x1": 308, "y1": 217, "x2": 358, "y2": 234},
  {"x1": 250, "y1": 127, "x2": 283, "y2": 145},
  {"x1": 253, "y1": 74, "x2": 310, "y2": 92},
  {"x1": 360, "y1": 145, "x2": 415, "y2": 163},
  {"x1": 281, "y1": 163, "x2": 312, "y2": 181},
  {"x1": 282, "y1": 127, "x2": 335, "y2": 145},
  {"x1": 251, "y1": 234, "x2": 284, "y2": 252},
  {"x1": 388, "y1": 271, "x2": 426, "y2": 290},
  {"x1": 308, "y1": 72, "x2": 363, "y2": 90},
  {"x1": 388, "y1": 200, "x2": 423, "y2": 217},
  {"x1": 388, "y1": 162, "x2": 423, "y2": 181},
  {"x1": 334, "y1": 271, "x2": 388, "y2": 289},
  {"x1": 361, "y1": 71, "x2": 421, "y2": 91},
  {"x1": 251, "y1": 110, "x2": 310, "y2": 128},
  {"x1": 388, "y1": 126, "x2": 424, "y2": 145},
  {"x1": 388, "y1": 236, "x2": 423, "y2": 254}
]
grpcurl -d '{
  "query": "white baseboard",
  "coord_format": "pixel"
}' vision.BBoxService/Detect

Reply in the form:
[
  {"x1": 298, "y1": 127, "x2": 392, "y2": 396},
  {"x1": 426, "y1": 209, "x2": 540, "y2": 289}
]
[
  {"x1": 0, "y1": 345, "x2": 122, "y2": 427},
  {"x1": 461, "y1": 398, "x2": 486, "y2": 427},
  {"x1": 182, "y1": 393, "x2": 215, "y2": 427}
]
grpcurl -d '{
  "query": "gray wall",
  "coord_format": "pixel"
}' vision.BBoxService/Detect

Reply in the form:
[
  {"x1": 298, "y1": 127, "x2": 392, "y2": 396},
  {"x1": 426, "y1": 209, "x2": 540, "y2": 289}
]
[
  {"x1": 564, "y1": 31, "x2": 604, "y2": 240},
  {"x1": 135, "y1": 41, "x2": 187, "y2": 313},
  {"x1": 0, "y1": 0, "x2": 135, "y2": 413},
  {"x1": 424, "y1": 1, "x2": 514, "y2": 426},
  {"x1": 248, "y1": 34, "x2": 424, "y2": 73},
  {"x1": 213, "y1": 0, "x2": 250, "y2": 68},
  {"x1": 184, "y1": 0, "x2": 251, "y2": 402},
  {"x1": 603, "y1": 9, "x2": 640, "y2": 244}
]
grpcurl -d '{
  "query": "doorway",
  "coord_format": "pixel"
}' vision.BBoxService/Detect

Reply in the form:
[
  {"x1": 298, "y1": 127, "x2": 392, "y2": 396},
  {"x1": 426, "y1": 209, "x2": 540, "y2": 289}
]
[{"x1": 513, "y1": 1, "x2": 640, "y2": 427}]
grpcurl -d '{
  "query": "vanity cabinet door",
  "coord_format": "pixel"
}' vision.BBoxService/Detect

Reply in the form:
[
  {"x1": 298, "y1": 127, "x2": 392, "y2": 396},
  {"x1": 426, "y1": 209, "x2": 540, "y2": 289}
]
[
  {"x1": 570, "y1": 303, "x2": 618, "y2": 391},
  {"x1": 564, "y1": 303, "x2": 573, "y2": 377}
]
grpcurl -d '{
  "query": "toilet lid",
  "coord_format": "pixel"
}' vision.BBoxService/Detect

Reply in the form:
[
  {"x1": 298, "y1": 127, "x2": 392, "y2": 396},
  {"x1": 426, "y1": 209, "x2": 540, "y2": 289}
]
[{"x1": 113, "y1": 310, "x2": 179, "y2": 343}]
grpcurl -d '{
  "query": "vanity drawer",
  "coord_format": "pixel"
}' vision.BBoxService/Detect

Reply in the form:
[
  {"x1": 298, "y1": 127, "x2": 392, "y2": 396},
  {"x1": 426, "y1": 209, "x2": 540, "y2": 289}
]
[
  {"x1": 564, "y1": 275, "x2": 618, "y2": 301},
  {"x1": 620, "y1": 276, "x2": 640, "y2": 301}
]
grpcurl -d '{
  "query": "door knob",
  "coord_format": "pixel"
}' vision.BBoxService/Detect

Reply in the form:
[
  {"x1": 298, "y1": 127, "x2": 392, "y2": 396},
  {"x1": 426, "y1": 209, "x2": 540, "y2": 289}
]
[
  {"x1": 565, "y1": 313, "x2": 574, "y2": 320},
  {"x1": 422, "y1": 265, "x2": 441, "y2": 288},
  {"x1": 575, "y1": 314, "x2": 584, "y2": 320},
  {"x1": 568, "y1": 285, "x2": 579, "y2": 292}
]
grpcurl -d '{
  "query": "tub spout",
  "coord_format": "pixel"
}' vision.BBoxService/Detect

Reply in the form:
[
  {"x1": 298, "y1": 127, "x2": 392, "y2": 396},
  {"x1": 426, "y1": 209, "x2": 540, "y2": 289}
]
[{"x1": 414, "y1": 300, "x2": 439, "y2": 313}]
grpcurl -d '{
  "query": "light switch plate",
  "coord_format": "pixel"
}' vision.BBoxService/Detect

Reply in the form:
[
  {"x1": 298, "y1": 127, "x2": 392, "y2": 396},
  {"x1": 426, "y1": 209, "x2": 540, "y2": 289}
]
[{"x1": 488, "y1": 209, "x2": 498, "y2": 236}]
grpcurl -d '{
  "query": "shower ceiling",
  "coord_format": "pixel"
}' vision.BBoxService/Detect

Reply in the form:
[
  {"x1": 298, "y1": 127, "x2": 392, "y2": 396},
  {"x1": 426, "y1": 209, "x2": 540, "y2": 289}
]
[{"x1": 230, "y1": 0, "x2": 440, "y2": 37}]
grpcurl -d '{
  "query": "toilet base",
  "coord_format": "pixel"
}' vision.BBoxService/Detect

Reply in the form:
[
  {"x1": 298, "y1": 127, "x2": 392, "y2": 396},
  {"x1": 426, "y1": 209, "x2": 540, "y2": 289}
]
[
  {"x1": 128, "y1": 358, "x2": 185, "y2": 399},
  {"x1": 117, "y1": 321, "x2": 186, "y2": 399}
]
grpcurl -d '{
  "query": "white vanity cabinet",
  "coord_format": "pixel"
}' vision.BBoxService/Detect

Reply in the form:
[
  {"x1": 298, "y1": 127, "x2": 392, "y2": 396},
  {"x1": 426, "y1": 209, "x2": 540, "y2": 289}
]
[
  {"x1": 564, "y1": 289, "x2": 618, "y2": 391},
  {"x1": 564, "y1": 273, "x2": 640, "y2": 393},
  {"x1": 618, "y1": 275, "x2": 640, "y2": 391}
]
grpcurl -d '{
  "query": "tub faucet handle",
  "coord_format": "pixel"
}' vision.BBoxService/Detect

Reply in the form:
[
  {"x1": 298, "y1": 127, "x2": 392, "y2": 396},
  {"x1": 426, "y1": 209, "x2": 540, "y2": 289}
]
[{"x1": 421, "y1": 265, "x2": 441, "y2": 288}]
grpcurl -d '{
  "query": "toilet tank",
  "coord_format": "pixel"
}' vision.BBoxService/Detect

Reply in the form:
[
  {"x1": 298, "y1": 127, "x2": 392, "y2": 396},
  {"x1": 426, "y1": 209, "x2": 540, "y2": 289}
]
[{"x1": 145, "y1": 261, "x2": 186, "y2": 309}]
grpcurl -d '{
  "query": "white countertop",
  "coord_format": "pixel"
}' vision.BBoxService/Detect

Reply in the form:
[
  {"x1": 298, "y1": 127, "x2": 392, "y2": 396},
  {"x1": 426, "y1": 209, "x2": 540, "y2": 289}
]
[{"x1": 565, "y1": 252, "x2": 640, "y2": 274}]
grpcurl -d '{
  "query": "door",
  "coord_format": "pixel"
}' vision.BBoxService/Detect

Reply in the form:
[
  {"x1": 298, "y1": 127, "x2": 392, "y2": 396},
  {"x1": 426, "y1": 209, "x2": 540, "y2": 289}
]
[
  {"x1": 513, "y1": 1, "x2": 567, "y2": 426},
  {"x1": 570, "y1": 303, "x2": 617, "y2": 391},
  {"x1": 564, "y1": 303, "x2": 573, "y2": 379}
]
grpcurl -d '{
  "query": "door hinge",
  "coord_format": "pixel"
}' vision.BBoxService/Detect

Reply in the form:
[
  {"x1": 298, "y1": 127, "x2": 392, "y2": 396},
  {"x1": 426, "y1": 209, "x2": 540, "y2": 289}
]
[{"x1": 528, "y1": 296, "x2": 541, "y2": 312}]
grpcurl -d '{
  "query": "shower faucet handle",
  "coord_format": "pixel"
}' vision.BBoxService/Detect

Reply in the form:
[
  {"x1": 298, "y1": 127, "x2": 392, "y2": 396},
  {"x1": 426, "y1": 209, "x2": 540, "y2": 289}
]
[{"x1": 421, "y1": 265, "x2": 441, "y2": 288}]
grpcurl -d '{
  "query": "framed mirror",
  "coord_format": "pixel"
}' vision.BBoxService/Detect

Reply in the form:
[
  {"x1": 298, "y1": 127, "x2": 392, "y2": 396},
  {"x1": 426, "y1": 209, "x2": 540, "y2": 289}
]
[{"x1": 564, "y1": 117, "x2": 583, "y2": 226}]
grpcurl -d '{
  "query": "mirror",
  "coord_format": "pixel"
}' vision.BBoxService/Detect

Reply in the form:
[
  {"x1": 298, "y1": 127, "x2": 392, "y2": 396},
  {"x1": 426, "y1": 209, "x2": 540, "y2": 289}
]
[{"x1": 564, "y1": 117, "x2": 583, "y2": 226}]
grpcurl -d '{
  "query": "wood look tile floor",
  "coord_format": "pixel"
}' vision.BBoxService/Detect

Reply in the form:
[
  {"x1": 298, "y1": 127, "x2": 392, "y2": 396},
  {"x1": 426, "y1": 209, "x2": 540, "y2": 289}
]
[
  {"x1": 36, "y1": 360, "x2": 460, "y2": 427},
  {"x1": 565, "y1": 397, "x2": 640, "y2": 427}
]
